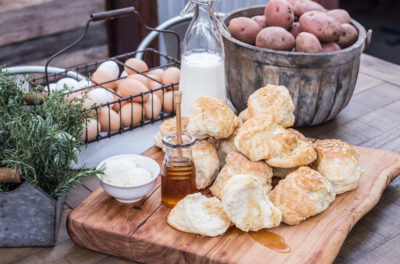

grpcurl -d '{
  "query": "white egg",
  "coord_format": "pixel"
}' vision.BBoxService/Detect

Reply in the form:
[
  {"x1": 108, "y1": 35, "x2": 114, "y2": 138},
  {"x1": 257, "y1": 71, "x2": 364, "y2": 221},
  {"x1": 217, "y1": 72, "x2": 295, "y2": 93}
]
[
  {"x1": 97, "y1": 60, "x2": 120, "y2": 79},
  {"x1": 120, "y1": 70, "x2": 128, "y2": 78},
  {"x1": 78, "y1": 79, "x2": 94, "y2": 89},
  {"x1": 55, "y1": 78, "x2": 79, "y2": 91},
  {"x1": 88, "y1": 88, "x2": 115, "y2": 104}
]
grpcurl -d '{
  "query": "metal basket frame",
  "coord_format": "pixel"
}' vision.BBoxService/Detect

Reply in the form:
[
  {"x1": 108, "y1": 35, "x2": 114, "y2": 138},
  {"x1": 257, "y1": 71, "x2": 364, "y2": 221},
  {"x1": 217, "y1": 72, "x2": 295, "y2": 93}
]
[{"x1": 29, "y1": 7, "x2": 181, "y2": 144}]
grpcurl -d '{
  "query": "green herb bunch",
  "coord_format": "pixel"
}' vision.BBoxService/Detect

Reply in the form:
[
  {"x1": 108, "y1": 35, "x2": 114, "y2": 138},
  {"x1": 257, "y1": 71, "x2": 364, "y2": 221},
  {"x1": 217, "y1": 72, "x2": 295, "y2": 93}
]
[{"x1": 0, "y1": 69, "x2": 102, "y2": 198}]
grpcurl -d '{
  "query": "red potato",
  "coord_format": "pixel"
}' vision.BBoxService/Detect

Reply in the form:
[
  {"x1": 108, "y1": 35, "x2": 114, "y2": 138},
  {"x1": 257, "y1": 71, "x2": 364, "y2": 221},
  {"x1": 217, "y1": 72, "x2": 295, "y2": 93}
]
[
  {"x1": 228, "y1": 17, "x2": 262, "y2": 44},
  {"x1": 264, "y1": 0, "x2": 295, "y2": 30},
  {"x1": 289, "y1": 22, "x2": 302, "y2": 38},
  {"x1": 337, "y1": 23, "x2": 358, "y2": 48},
  {"x1": 295, "y1": 32, "x2": 322, "y2": 53},
  {"x1": 321, "y1": 42, "x2": 341, "y2": 52},
  {"x1": 327, "y1": 9, "x2": 351, "y2": 24},
  {"x1": 287, "y1": 0, "x2": 301, "y2": 6},
  {"x1": 299, "y1": 11, "x2": 342, "y2": 42},
  {"x1": 251, "y1": 15, "x2": 268, "y2": 28},
  {"x1": 294, "y1": 0, "x2": 325, "y2": 17},
  {"x1": 256, "y1": 27, "x2": 295, "y2": 51}
]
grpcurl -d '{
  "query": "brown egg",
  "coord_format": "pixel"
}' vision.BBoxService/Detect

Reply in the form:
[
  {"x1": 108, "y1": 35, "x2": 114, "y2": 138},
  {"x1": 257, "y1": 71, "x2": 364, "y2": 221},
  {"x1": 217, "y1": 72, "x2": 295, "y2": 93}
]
[
  {"x1": 121, "y1": 102, "x2": 144, "y2": 127},
  {"x1": 82, "y1": 118, "x2": 101, "y2": 141},
  {"x1": 147, "y1": 74, "x2": 163, "y2": 85},
  {"x1": 91, "y1": 70, "x2": 117, "y2": 90},
  {"x1": 147, "y1": 75, "x2": 165, "y2": 98},
  {"x1": 66, "y1": 91, "x2": 83, "y2": 103},
  {"x1": 161, "y1": 67, "x2": 180, "y2": 91},
  {"x1": 127, "y1": 74, "x2": 151, "y2": 88},
  {"x1": 124, "y1": 58, "x2": 148, "y2": 75},
  {"x1": 117, "y1": 79, "x2": 149, "y2": 103},
  {"x1": 161, "y1": 91, "x2": 176, "y2": 113},
  {"x1": 112, "y1": 98, "x2": 128, "y2": 112},
  {"x1": 81, "y1": 96, "x2": 103, "y2": 116},
  {"x1": 146, "y1": 69, "x2": 164, "y2": 81},
  {"x1": 98, "y1": 107, "x2": 121, "y2": 132},
  {"x1": 144, "y1": 94, "x2": 162, "y2": 120}
]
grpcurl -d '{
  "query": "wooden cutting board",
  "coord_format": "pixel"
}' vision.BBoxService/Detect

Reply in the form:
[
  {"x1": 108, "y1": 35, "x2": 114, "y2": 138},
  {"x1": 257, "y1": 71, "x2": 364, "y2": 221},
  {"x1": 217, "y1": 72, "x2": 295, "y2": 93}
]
[{"x1": 67, "y1": 146, "x2": 400, "y2": 264}]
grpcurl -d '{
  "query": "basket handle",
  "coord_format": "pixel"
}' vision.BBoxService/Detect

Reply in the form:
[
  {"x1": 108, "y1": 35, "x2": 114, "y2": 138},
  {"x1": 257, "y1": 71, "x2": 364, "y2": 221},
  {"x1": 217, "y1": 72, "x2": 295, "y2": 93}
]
[
  {"x1": 44, "y1": 6, "x2": 180, "y2": 91},
  {"x1": 365, "y1": 29, "x2": 372, "y2": 50},
  {"x1": 0, "y1": 168, "x2": 21, "y2": 184},
  {"x1": 91, "y1": 7, "x2": 136, "y2": 22}
]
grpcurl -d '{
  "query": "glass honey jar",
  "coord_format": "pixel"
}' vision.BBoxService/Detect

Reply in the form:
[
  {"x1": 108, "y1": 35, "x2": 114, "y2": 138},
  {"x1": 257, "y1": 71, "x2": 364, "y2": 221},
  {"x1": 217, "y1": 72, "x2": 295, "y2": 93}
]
[{"x1": 161, "y1": 131, "x2": 196, "y2": 207}]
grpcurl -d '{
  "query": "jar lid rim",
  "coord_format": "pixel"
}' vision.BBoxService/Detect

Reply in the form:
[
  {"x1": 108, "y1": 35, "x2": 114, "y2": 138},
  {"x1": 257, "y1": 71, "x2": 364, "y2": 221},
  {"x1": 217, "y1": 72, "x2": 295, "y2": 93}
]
[{"x1": 162, "y1": 131, "x2": 196, "y2": 148}]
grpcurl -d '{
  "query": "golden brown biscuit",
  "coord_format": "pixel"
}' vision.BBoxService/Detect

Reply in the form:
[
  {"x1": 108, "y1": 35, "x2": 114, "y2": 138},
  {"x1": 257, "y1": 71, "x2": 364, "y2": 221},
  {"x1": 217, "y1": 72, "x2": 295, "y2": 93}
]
[
  {"x1": 238, "y1": 108, "x2": 251, "y2": 126},
  {"x1": 272, "y1": 167, "x2": 298, "y2": 178},
  {"x1": 210, "y1": 151, "x2": 273, "y2": 199},
  {"x1": 187, "y1": 97, "x2": 239, "y2": 139},
  {"x1": 248, "y1": 85, "x2": 295, "y2": 128},
  {"x1": 221, "y1": 174, "x2": 282, "y2": 232},
  {"x1": 268, "y1": 166, "x2": 336, "y2": 225},
  {"x1": 192, "y1": 140, "x2": 220, "y2": 189},
  {"x1": 159, "y1": 117, "x2": 189, "y2": 136},
  {"x1": 266, "y1": 129, "x2": 317, "y2": 168},
  {"x1": 167, "y1": 193, "x2": 230, "y2": 237},
  {"x1": 234, "y1": 116, "x2": 298, "y2": 161},
  {"x1": 154, "y1": 117, "x2": 189, "y2": 150},
  {"x1": 217, "y1": 129, "x2": 238, "y2": 167},
  {"x1": 314, "y1": 139, "x2": 362, "y2": 194}
]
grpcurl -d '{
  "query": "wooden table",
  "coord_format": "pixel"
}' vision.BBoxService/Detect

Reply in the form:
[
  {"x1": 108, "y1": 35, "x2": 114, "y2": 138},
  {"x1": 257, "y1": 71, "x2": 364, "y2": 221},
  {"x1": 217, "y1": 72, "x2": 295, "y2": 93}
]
[{"x1": 2, "y1": 54, "x2": 400, "y2": 263}]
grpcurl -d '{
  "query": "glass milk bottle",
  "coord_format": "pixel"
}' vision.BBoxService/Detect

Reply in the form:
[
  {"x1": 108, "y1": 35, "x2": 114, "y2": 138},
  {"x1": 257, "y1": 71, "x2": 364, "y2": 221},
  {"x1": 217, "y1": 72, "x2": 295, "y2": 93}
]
[{"x1": 179, "y1": 0, "x2": 227, "y2": 116}]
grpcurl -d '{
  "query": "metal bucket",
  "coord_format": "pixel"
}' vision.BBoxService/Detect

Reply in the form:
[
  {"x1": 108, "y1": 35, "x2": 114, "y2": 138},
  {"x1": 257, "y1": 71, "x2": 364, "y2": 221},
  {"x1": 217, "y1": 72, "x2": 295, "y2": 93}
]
[
  {"x1": 0, "y1": 182, "x2": 65, "y2": 247},
  {"x1": 222, "y1": 6, "x2": 372, "y2": 127}
]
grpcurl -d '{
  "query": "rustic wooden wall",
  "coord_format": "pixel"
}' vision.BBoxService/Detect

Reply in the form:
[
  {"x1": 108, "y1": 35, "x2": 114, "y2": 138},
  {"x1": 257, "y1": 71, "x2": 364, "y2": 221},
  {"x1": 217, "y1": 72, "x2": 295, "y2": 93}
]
[{"x1": 0, "y1": 0, "x2": 107, "y2": 68}]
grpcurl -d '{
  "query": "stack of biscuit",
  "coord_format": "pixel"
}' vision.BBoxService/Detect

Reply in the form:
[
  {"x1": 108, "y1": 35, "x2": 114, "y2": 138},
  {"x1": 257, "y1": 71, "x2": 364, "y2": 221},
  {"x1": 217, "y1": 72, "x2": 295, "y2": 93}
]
[{"x1": 154, "y1": 85, "x2": 362, "y2": 236}]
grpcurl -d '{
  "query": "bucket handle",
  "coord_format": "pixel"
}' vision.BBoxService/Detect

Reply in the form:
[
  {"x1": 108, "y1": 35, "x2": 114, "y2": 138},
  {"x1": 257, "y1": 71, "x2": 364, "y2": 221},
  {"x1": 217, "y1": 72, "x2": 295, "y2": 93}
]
[
  {"x1": 0, "y1": 168, "x2": 21, "y2": 184},
  {"x1": 365, "y1": 29, "x2": 372, "y2": 50}
]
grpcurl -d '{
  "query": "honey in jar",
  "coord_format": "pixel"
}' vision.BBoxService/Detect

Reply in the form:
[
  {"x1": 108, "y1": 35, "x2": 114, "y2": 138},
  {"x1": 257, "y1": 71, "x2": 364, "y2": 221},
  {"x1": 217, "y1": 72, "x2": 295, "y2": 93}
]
[{"x1": 161, "y1": 131, "x2": 196, "y2": 207}]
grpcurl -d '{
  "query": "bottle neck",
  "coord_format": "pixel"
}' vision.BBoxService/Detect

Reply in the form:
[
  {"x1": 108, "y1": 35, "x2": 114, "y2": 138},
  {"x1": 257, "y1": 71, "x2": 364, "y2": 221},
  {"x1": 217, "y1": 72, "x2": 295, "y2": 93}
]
[
  {"x1": 181, "y1": 0, "x2": 224, "y2": 57},
  {"x1": 194, "y1": 2, "x2": 214, "y2": 19}
]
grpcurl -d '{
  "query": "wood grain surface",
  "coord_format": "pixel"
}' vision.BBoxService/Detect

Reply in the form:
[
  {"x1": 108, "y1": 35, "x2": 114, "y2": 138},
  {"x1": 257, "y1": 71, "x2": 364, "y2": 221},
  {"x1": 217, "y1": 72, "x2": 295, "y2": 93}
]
[
  {"x1": 0, "y1": 0, "x2": 104, "y2": 46},
  {"x1": 1, "y1": 55, "x2": 400, "y2": 264},
  {"x1": 67, "y1": 146, "x2": 400, "y2": 264}
]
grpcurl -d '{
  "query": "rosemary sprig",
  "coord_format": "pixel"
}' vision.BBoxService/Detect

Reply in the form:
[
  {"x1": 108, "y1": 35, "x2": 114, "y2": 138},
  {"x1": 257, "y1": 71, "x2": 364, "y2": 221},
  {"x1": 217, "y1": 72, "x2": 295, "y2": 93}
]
[{"x1": 0, "y1": 69, "x2": 102, "y2": 198}]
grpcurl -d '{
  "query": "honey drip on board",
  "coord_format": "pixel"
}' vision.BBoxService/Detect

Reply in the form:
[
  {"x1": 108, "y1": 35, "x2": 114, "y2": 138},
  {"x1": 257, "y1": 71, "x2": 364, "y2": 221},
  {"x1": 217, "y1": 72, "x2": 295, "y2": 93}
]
[
  {"x1": 226, "y1": 228, "x2": 290, "y2": 253},
  {"x1": 249, "y1": 229, "x2": 291, "y2": 253}
]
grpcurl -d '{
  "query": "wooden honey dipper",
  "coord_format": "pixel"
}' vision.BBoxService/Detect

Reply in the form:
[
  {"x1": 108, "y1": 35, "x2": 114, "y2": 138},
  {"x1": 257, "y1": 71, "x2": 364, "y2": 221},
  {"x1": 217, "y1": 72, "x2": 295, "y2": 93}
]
[{"x1": 174, "y1": 91, "x2": 183, "y2": 160}]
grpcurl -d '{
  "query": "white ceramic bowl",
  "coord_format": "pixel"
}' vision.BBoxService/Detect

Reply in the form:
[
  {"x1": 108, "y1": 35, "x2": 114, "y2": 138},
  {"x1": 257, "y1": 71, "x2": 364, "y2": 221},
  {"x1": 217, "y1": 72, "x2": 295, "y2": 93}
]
[{"x1": 96, "y1": 154, "x2": 160, "y2": 203}]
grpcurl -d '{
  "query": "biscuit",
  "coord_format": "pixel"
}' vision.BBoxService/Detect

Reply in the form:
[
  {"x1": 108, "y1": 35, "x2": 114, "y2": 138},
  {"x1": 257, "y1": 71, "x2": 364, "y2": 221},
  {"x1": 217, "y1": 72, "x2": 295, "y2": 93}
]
[
  {"x1": 238, "y1": 108, "x2": 251, "y2": 126},
  {"x1": 247, "y1": 85, "x2": 295, "y2": 128},
  {"x1": 272, "y1": 167, "x2": 298, "y2": 178},
  {"x1": 268, "y1": 166, "x2": 336, "y2": 225},
  {"x1": 154, "y1": 131, "x2": 163, "y2": 150},
  {"x1": 266, "y1": 129, "x2": 317, "y2": 168},
  {"x1": 314, "y1": 139, "x2": 362, "y2": 194},
  {"x1": 167, "y1": 193, "x2": 230, "y2": 237},
  {"x1": 188, "y1": 97, "x2": 239, "y2": 139},
  {"x1": 192, "y1": 140, "x2": 220, "y2": 189},
  {"x1": 154, "y1": 117, "x2": 189, "y2": 150},
  {"x1": 210, "y1": 151, "x2": 273, "y2": 199},
  {"x1": 234, "y1": 116, "x2": 298, "y2": 161},
  {"x1": 221, "y1": 174, "x2": 282, "y2": 232},
  {"x1": 217, "y1": 129, "x2": 238, "y2": 167}
]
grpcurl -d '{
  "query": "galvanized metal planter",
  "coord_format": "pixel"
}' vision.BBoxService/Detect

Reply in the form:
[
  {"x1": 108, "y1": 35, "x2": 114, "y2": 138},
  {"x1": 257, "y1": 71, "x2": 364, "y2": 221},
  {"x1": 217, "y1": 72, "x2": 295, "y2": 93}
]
[
  {"x1": 0, "y1": 181, "x2": 65, "y2": 247},
  {"x1": 222, "y1": 6, "x2": 372, "y2": 127}
]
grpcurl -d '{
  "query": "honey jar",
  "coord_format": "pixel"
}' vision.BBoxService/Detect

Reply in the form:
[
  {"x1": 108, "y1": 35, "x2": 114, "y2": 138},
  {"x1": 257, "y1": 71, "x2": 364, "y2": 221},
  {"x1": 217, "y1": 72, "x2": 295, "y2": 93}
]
[{"x1": 161, "y1": 131, "x2": 196, "y2": 207}]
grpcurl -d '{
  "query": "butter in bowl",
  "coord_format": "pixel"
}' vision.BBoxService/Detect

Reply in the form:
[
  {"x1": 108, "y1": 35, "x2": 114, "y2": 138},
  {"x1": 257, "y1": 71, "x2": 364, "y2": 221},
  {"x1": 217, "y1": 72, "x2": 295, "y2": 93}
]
[{"x1": 96, "y1": 154, "x2": 160, "y2": 203}]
